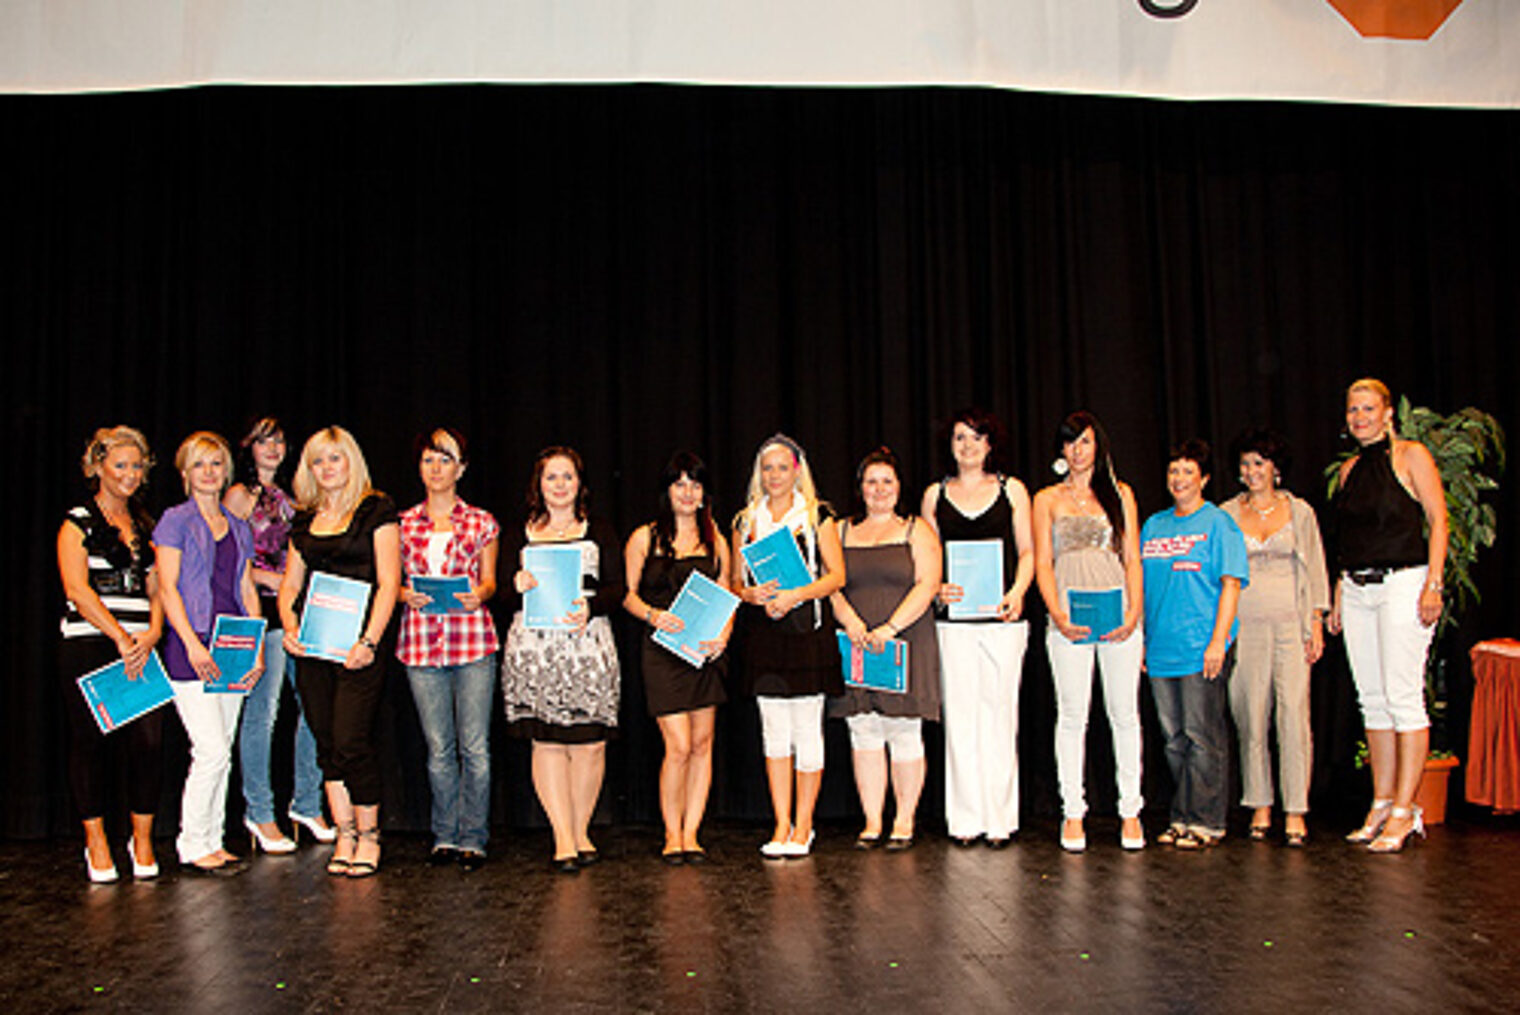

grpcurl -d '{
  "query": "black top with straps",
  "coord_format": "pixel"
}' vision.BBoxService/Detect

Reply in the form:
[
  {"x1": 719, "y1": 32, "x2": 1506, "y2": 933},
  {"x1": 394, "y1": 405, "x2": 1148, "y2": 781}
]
[
  {"x1": 934, "y1": 476, "x2": 1017, "y2": 621},
  {"x1": 1333, "y1": 437, "x2": 1427, "y2": 572}
]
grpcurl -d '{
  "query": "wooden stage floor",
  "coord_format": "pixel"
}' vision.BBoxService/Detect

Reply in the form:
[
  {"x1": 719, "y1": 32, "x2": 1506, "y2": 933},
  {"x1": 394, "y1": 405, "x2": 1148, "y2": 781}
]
[{"x1": 4, "y1": 816, "x2": 1519, "y2": 1013}]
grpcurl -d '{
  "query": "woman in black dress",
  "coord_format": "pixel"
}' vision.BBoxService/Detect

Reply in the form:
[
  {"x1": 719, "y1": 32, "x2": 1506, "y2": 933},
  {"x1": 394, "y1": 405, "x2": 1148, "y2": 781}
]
[
  {"x1": 624, "y1": 451, "x2": 732, "y2": 863},
  {"x1": 278, "y1": 426, "x2": 402, "y2": 878}
]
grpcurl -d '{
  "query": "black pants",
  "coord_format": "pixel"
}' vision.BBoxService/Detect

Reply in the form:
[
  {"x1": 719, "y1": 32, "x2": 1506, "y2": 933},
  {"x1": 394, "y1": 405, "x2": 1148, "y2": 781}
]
[
  {"x1": 295, "y1": 655, "x2": 386, "y2": 806},
  {"x1": 59, "y1": 636, "x2": 165, "y2": 820}
]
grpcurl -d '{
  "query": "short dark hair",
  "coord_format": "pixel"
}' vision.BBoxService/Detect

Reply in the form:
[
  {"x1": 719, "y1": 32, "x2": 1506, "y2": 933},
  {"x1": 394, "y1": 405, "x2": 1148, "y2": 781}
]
[
  {"x1": 941, "y1": 406, "x2": 1008, "y2": 475},
  {"x1": 850, "y1": 446, "x2": 902, "y2": 522},
  {"x1": 1229, "y1": 427, "x2": 1291, "y2": 478},
  {"x1": 1168, "y1": 438, "x2": 1212, "y2": 477}
]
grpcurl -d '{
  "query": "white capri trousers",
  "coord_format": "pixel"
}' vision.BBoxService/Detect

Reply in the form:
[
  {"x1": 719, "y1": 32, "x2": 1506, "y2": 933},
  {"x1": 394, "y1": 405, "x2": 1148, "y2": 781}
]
[
  {"x1": 936, "y1": 620, "x2": 1029, "y2": 840},
  {"x1": 1046, "y1": 624, "x2": 1145, "y2": 820},
  {"x1": 1229, "y1": 617, "x2": 1312, "y2": 813},
  {"x1": 845, "y1": 713, "x2": 925, "y2": 762},
  {"x1": 757, "y1": 694, "x2": 826, "y2": 772},
  {"x1": 171, "y1": 678, "x2": 244, "y2": 862},
  {"x1": 1341, "y1": 566, "x2": 1433, "y2": 732}
]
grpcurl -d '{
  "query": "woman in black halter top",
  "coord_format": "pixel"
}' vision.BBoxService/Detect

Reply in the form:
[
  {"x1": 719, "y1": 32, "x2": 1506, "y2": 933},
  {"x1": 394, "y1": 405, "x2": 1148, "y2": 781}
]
[{"x1": 1326, "y1": 379, "x2": 1448, "y2": 854}]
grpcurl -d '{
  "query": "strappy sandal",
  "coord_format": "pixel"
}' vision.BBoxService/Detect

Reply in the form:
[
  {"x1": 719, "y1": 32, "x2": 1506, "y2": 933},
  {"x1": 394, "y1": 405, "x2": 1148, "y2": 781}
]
[
  {"x1": 1156, "y1": 825, "x2": 1186, "y2": 846},
  {"x1": 1345, "y1": 799, "x2": 1393, "y2": 844},
  {"x1": 326, "y1": 820, "x2": 358, "y2": 876},
  {"x1": 346, "y1": 826, "x2": 382, "y2": 878}
]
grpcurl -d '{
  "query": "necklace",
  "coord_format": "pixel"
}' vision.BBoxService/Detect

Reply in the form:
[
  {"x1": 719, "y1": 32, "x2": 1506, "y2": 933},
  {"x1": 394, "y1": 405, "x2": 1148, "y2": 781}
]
[
  {"x1": 1063, "y1": 480, "x2": 1092, "y2": 511},
  {"x1": 1247, "y1": 493, "x2": 1280, "y2": 520}
]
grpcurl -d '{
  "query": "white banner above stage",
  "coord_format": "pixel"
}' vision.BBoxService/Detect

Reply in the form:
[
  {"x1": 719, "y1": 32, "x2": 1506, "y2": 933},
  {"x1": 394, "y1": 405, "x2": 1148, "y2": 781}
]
[{"x1": 2, "y1": 1, "x2": 1516, "y2": 108}]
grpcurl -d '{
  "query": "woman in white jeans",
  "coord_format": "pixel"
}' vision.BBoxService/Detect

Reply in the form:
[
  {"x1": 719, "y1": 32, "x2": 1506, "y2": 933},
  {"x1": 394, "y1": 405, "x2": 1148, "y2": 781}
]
[
  {"x1": 1327, "y1": 378, "x2": 1447, "y2": 854},
  {"x1": 732, "y1": 434, "x2": 845, "y2": 858},
  {"x1": 1032, "y1": 411, "x2": 1145, "y2": 852},
  {"x1": 1220, "y1": 428, "x2": 1329, "y2": 847}
]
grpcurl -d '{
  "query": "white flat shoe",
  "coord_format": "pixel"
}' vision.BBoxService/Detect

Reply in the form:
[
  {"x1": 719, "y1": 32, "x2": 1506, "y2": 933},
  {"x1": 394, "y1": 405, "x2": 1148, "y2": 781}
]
[
  {"x1": 783, "y1": 831, "x2": 816, "y2": 858},
  {"x1": 1060, "y1": 834, "x2": 1087, "y2": 853},
  {"x1": 245, "y1": 817, "x2": 297, "y2": 854},
  {"x1": 759, "y1": 838, "x2": 789, "y2": 859}
]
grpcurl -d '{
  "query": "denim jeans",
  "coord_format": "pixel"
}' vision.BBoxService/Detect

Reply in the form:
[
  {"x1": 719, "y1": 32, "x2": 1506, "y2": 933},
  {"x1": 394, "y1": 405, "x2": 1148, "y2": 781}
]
[
  {"x1": 407, "y1": 655, "x2": 497, "y2": 853},
  {"x1": 239, "y1": 627, "x2": 323, "y2": 824},
  {"x1": 1149, "y1": 646, "x2": 1234, "y2": 836}
]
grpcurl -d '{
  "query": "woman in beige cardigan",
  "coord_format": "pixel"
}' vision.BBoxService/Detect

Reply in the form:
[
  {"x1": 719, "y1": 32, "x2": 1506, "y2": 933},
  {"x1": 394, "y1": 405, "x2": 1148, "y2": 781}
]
[{"x1": 1221, "y1": 428, "x2": 1330, "y2": 846}]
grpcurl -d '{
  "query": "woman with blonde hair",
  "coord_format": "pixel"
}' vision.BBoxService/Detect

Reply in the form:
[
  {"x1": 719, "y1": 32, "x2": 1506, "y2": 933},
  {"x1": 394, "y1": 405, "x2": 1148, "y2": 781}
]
[
  {"x1": 155, "y1": 431, "x2": 263, "y2": 874},
  {"x1": 57, "y1": 426, "x2": 165, "y2": 882},
  {"x1": 1328, "y1": 379, "x2": 1447, "y2": 853},
  {"x1": 279, "y1": 426, "x2": 401, "y2": 877},
  {"x1": 732, "y1": 434, "x2": 845, "y2": 858}
]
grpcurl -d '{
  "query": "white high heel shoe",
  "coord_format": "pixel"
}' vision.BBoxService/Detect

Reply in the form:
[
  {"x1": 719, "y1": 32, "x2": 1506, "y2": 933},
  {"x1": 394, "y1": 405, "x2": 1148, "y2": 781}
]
[
  {"x1": 288, "y1": 810, "x2": 338, "y2": 844},
  {"x1": 126, "y1": 836, "x2": 159, "y2": 879},
  {"x1": 1368, "y1": 805, "x2": 1426, "y2": 854},
  {"x1": 84, "y1": 847, "x2": 119, "y2": 884},
  {"x1": 245, "y1": 817, "x2": 297, "y2": 854}
]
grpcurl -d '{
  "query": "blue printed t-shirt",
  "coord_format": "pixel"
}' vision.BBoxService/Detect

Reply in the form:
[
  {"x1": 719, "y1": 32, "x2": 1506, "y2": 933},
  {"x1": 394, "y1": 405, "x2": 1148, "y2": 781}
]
[{"x1": 1140, "y1": 502, "x2": 1249, "y2": 678}]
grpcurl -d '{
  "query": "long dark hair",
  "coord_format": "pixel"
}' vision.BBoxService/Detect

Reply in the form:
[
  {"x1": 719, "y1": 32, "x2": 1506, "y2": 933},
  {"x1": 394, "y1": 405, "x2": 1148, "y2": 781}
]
[
  {"x1": 234, "y1": 416, "x2": 292, "y2": 493},
  {"x1": 525, "y1": 446, "x2": 588, "y2": 525},
  {"x1": 1056, "y1": 410, "x2": 1125, "y2": 550},
  {"x1": 850, "y1": 446, "x2": 903, "y2": 523},
  {"x1": 651, "y1": 451, "x2": 717, "y2": 556}
]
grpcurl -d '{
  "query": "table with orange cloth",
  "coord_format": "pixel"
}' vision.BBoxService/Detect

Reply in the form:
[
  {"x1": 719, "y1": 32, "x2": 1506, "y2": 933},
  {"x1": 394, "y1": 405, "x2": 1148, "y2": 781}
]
[{"x1": 1467, "y1": 639, "x2": 1520, "y2": 813}]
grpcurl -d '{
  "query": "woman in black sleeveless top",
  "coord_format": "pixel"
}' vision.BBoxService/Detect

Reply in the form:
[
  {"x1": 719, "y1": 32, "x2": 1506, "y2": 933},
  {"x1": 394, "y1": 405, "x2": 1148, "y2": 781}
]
[
  {"x1": 1327, "y1": 379, "x2": 1447, "y2": 853},
  {"x1": 623, "y1": 452, "x2": 732, "y2": 863}
]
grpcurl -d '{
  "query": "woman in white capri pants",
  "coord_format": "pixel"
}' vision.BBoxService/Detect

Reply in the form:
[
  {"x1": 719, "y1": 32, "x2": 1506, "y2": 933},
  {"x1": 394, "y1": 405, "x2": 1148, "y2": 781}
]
[
  {"x1": 1327, "y1": 378, "x2": 1447, "y2": 854},
  {"x1": 1032, "y1": 411, "x2": 1145, "y2": 852},
  {"x1": 921, "y1": 408, "x2": 1033, "y2": 847}
]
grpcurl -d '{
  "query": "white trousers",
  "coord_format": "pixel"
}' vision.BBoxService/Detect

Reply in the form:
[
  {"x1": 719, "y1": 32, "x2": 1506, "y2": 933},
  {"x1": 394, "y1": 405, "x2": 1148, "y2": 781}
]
[
  {"x1": 757, "y1": 694, "x2": 826, "y2": 772},
  {"x1": 845, "y1": 713, "x2": 925, "y2": 762},
  {"x1": 1046, "y1": 625, "x2": 1145, "y2": 820},
  {"x1": 937, "y1": 621, "x2": 1028, "y2": 839},
  {"x1": 1341, "y1": 566, "x2": 1433, "y2": 732},
  {"x1": 172, "y1": 680, "x2": 244, "y2": 862}
]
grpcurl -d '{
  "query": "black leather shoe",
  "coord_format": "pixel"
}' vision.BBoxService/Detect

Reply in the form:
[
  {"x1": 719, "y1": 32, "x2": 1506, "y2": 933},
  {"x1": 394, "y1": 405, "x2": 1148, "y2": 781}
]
[
  {"x1": 427, "y1": 847, "x2": 460, "y2": 867},
  {"x1": 682, "y1": 849, "x2": 709, "y2": 865},
  {"x1": 576, "y1": 849, "x2": 601, "y2": 867},
  {"x1": 662, "y1": 850, "x2": 686, "y2": 866},
  {"x1": 550, "y1": 856, "x2": 580, "y2": 874},
  {"x1": 457, "y1": 851, "x2": 486, "y2": 872}
]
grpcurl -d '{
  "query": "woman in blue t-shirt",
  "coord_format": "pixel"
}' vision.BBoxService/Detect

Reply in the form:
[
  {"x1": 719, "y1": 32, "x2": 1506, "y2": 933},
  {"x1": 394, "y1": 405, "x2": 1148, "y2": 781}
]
[{"x1": 1139, "y1": 439, "x2": 1249, "y2": 850}]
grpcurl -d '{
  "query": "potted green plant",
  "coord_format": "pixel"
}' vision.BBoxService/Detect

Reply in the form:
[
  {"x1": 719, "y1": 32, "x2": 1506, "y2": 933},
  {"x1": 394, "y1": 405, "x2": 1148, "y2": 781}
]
[{"x1": 1330, "y1": 397, "x2": 1506, "y2": 823}]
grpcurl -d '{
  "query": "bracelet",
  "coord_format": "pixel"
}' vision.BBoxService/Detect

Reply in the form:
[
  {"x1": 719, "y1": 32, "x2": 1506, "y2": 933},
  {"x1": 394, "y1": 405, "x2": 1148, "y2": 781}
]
[
  {"x1": 883, "y1": 621, "x2": 898, "y2": 637},
  {"x1": 359, "y1": 636, "x2": 376, "y2": 651},
  {"x1": 1424, "y1": 579, "x2": 1443, "y2": 593}
]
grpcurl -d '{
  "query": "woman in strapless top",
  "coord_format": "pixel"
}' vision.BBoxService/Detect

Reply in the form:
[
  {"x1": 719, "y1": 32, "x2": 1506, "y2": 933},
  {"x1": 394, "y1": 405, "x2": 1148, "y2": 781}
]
[
  {"x1": 1032, "y1": 411, "x2": 1145, "y2": 852},
  {"x1": 1219, "y1": 428, "x2": 1328, "y2": 848}
]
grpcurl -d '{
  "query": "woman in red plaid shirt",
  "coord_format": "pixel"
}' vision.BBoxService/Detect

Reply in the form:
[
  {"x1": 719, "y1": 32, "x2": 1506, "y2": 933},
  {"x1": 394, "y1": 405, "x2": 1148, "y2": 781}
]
[{"x1": 396, "y1": 428, "x2": 500, "y2": 871}]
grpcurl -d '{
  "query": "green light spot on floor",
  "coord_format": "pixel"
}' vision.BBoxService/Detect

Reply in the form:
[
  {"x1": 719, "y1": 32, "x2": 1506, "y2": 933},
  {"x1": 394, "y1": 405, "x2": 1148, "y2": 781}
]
[
  {"x1": 1079, "y1": 953, "x2": 1090, "y2": 961},
  {"x1": 1263, "y1": 941, "x2": 1274, "y2": 948},
  {"x1": 687, "y1": 971, "x2": 697, "y2": 978},
  {"x1": 275, "y1": 983, "x2": 286, "y2": 990}
]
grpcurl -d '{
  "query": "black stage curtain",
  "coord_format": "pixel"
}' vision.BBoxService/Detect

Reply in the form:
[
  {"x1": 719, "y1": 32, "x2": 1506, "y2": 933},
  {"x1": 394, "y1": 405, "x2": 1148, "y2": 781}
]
[{"x1": 3, "y1": 85, "x2": 1516, "y2": 839}]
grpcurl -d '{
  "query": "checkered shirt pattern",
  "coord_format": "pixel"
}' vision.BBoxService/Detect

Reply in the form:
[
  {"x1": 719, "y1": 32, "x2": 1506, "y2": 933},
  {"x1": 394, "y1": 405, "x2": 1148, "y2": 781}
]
[{"x1": 396, "y1": 499, "x2": 501, "y2": 667}]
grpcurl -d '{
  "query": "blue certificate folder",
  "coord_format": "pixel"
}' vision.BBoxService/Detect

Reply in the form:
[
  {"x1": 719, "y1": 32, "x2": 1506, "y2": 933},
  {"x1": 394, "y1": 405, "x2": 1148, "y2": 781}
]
[
  {"x1": 836, "y1": 631, "x2": 909, "y2": 694},
  {"x1": 411, "y1": 574, "x2": 472, "y2": 615},
  {"x1": 740, "y1": 525, "x2": 812, "y2": 591},
  {"x1": 946, "y1": 539, "x2": 1004, "y2": 620},
  {"x1": 297, "y1": 571, "x2": 373, "y2": 663},
  {"x1": 1067, "y1": 588, "x2": 1124, "y2": 644},
  {"x1": 206, "y1": 615, "x2": 266, "y2": 694},
  {"x1": 523, "y1": 544, "x2": 585, "y2": 630},
  {"x1": 77, "y1": 650, "x2": 173, "y2": 734},
  {"x1": 653, "y1": 571, "x2": 740, "y2": 668}
]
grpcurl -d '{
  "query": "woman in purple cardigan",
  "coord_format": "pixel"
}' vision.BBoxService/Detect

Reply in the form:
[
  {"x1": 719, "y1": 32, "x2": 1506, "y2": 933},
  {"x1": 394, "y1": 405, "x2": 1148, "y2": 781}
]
[{"x1": 155, "y1": 431, "x2": 263, "y2": 875}]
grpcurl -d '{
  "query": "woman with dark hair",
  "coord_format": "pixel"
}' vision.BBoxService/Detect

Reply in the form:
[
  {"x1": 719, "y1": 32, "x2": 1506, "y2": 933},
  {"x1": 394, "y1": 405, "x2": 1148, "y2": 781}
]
[
  {"x1": 1140, "y1": 439, "x2": 1249, "y2": 850},
  {"x1": 1220, "y1": 427, "x2": 1329, "y2": 847},
  {"x1": 732, "y1": 434, "x2": 845, "y2": 858},
  {"x1": 920, "y1": 408, "x2": 1034, "y2": 847},
  {"x1": 624, "y1": 451, "x2": 732, "y2": 863},
  {"x1": 224, "y1": 417, "x2": 333, "y2": 854},
  {"x1": 1327, "y1": 379, "x2": 1447, "y2": 853},
  {"x1": 1032, "y1": 411, "x2": 1145, "y2": 852},
  {"x1": 501, "y1": 446, "x2": 624, "y2": 872},
  {"x1": 829, "y1": 448, "x2": 941, "y2": 850},
  {"x1": 57, "y1": 426, "x2": 165, "y2": 882},
  {"x1": 397, "y1": 428, "x2": 500, "y2": 870},
  {"x1": 279, "y1": 426, "x2": 402, "y2": 878},
  {"x1": 156, "y1": 431, "x2": 264, "y2": 874}
]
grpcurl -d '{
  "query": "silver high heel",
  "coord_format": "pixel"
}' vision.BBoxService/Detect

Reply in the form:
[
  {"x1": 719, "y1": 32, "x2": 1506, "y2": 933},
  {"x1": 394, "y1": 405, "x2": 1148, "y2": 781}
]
[
  {"x1": 1368, "y1": 806, "x2": 1426, "y2": 854},
  {"x1": 289, "y1": 810, "x2": 338, "y2": 844},
  {"x1": 126, "y1": 836, "x2": 159, "y2": 879},
  {"x1": 1345, "y1": 798, "x2": 1394, "y2": 844},
  {"x1": 245, "y1": 817, "x2": 296, "y2": 854}
]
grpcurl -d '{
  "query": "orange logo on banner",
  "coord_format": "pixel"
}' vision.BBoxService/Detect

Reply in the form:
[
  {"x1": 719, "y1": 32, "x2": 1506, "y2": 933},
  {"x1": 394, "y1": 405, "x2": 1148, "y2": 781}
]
[{"x1": 1326, "y1": 0, "x2": 1465, "y2": 39}]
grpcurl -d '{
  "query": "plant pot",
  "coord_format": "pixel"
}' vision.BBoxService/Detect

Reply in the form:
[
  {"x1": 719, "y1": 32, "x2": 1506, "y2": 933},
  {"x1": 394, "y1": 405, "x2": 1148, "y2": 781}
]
[{"x1": 1416, "y1": 755, "x2": 1461, "y2": 825}]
